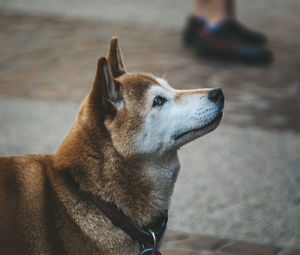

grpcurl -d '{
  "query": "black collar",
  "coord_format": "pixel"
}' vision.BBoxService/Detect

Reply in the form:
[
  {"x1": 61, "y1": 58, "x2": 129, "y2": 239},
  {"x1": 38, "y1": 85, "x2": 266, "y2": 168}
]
[
  {"x1": 63, "y1": 172, "x2": 168, "y2": 247},
  {"x1": 88, "y1": 193, "x2": 168, "y2": 246}
]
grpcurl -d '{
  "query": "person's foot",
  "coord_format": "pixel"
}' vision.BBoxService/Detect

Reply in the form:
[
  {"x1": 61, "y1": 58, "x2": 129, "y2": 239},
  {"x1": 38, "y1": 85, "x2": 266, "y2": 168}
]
[
  {"x1": 183, "y1": 16, "x2": 273, "y2": 64},
  {"x1": 210, "y1": 18, "x2": 267, "y2": 45}
]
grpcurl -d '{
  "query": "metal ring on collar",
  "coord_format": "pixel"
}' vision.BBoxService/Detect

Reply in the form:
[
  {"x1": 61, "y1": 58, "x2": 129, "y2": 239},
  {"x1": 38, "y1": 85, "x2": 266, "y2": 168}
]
[{"x1": 140, "y1": 230, "x2": 160, "y2": 255}]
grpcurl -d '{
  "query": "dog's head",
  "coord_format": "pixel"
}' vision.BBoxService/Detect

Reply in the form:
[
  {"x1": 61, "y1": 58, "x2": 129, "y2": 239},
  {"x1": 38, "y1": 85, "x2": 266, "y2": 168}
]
[{"x1": 85, "y1": 37, "x2": 224, "y2": 158}]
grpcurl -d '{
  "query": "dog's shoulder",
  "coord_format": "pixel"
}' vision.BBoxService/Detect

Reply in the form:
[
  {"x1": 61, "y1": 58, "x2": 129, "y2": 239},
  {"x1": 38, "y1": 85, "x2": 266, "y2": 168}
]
[
  {"x1": 0, "y1": 153, "x2": 53, "y2": 176},
  {"x1": 0, "y1": 154, "x2": 61, "y2": 254},
  {"x1": 0, "y1": 154, "x2": 54, "y2": 202}
]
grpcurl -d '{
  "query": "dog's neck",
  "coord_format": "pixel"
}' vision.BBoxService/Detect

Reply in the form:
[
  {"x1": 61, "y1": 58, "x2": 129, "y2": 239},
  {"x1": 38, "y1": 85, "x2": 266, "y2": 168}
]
[
  {"x1": 142, "y1": 152, "x2": 180, "y2": 211},
  {"x1": 54, "y1": 117, "x2": 180, "y2": 228}
]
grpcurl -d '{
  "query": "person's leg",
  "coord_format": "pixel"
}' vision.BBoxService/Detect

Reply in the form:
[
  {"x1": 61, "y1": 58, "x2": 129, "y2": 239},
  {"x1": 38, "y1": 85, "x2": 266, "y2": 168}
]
[
  {"x1": 183, "y1": 0, "x2": 272, "y2": 64},
  {"x1": 191, "y1": 0, "x2": 267, "y2": 44},
  {"x1": 193, "y1": 0, "x2": 234, "y2": 24}
]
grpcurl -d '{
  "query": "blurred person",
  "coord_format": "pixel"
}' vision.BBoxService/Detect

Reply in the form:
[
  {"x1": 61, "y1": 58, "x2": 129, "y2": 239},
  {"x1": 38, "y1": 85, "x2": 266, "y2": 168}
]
[{"x1": 183, "y1": 0, "x2": 273, "y2": 63}]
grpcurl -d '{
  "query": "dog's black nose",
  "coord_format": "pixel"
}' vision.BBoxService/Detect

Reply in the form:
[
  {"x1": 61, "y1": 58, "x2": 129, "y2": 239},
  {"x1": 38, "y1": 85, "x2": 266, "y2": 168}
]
[{"x1": 208, "y1": 88, "x2": 224, "y2": 102}]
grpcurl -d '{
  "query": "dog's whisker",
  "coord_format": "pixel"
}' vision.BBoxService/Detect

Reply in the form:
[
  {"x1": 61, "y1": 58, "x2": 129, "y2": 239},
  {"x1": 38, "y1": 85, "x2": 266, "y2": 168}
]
[{"x1": 162, "y1": 72, "x2": 170, "y2": 81}]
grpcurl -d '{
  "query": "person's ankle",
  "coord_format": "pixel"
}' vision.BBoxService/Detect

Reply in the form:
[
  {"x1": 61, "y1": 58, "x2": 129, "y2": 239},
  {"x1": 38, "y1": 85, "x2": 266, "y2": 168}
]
[
  {"x1": 205, "y1": 18, "x2": 228, "y2": 32},
  {"x1": 191, "y1": 14, "x2": 231, "y2": 31},
  {"x1": 205, "y1": 12, "x2": 229, "y2": 23}
]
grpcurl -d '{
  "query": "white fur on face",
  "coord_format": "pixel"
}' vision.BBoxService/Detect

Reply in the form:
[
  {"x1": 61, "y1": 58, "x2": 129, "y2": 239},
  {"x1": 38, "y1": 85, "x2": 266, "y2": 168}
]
[{"x1": 134, "y1": 78, "x2": 223, "y2": 155}]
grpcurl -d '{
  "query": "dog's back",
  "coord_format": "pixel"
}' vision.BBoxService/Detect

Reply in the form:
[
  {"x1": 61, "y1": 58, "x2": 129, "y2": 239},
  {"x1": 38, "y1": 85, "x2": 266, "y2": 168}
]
[
  {"x1": 0, "y1": 154, "x2": 55, "y2": 254},
  {"x1": 0, "y1": 155, "x2": 107, "y2": 255}
]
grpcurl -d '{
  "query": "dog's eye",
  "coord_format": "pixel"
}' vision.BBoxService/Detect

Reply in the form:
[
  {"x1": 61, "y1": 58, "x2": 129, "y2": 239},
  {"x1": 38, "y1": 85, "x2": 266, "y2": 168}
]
[{"x1": 152, "y1": 96, "x2": 167, "y2": 108}]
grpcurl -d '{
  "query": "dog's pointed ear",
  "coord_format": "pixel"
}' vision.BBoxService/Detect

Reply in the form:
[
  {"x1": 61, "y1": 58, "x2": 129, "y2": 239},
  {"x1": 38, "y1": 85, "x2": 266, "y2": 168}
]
[
  {"x1": 107, "y1": 36, "x2": 126, "y2": 78},
  {"x1": 89, "y1": 57, "x2": 122, "y2": 113}
]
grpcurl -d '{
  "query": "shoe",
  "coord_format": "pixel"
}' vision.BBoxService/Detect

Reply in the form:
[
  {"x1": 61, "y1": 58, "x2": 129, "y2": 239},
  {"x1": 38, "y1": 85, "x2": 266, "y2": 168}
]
[
  {"x1": 183, "y1": 16, "x2": 206, "y2": 48},
  {"x1": 218, "y1": 18, "x2": 267, "y2": 45},
  {"x1": 183, "y1": 16, "x2": 273, "y2": 64}
]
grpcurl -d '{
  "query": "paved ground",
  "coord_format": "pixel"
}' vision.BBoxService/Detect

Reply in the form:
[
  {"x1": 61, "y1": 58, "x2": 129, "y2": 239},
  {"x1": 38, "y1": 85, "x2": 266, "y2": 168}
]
[
  {"x1": 161, "y1": 231, "x2": 300, "y2": 255},
  {"x1": 0, "y1": 0, "x2": 300, "y2": 252}
]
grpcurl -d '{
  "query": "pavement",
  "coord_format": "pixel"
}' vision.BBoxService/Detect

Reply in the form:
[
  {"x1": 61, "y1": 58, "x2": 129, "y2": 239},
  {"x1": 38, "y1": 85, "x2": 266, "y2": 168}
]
[
  {"x1": 0, "y1": 0, "x2": 300, "y2": 253},
  {"x1": 161, "y1": 231, "x2": 300, "y2": 255}
]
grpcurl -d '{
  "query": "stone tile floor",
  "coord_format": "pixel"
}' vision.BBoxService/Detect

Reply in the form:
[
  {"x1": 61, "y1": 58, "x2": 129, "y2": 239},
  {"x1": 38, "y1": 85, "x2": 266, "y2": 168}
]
[
  {"x1": 0, "y1": 12, "x2": 299, "y2": 133},
  {"x1": 162, "y1": 231, "x2": 299, "y2": 255}
]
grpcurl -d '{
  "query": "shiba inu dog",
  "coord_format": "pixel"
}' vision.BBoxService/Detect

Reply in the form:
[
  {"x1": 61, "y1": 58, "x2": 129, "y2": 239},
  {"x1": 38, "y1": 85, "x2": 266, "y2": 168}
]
[{"x1": 0, "y1": 37, "x2": 224, "y2": 255}]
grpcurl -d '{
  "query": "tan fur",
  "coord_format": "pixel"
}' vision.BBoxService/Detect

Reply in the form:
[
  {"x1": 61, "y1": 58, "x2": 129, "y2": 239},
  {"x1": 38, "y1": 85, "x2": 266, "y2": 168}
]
[
  {"x1": 0, "y1": 37, "x2": 223, "y2": 255},
  {"x1": 174, "y1": 88, "x2": 213, "y2": 102}
]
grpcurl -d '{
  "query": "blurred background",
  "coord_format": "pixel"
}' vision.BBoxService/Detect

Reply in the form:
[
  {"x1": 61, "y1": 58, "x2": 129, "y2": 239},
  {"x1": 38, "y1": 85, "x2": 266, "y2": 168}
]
[{"x1": 0, "y1": 0, "x2": 299, "y2": 252}]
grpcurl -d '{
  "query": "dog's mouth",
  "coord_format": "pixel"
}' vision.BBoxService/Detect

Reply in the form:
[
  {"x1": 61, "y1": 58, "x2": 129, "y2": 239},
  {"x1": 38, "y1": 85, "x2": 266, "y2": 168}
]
[{"x1": 173, "y1": 112, "x2": 223, "y2": 141}]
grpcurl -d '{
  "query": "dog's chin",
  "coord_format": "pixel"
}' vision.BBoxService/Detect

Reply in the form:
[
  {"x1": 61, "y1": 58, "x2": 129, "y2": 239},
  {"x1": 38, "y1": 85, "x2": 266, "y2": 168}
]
[{"x1": 173, "y1": 112, "x2": 223, "y2": 147}]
